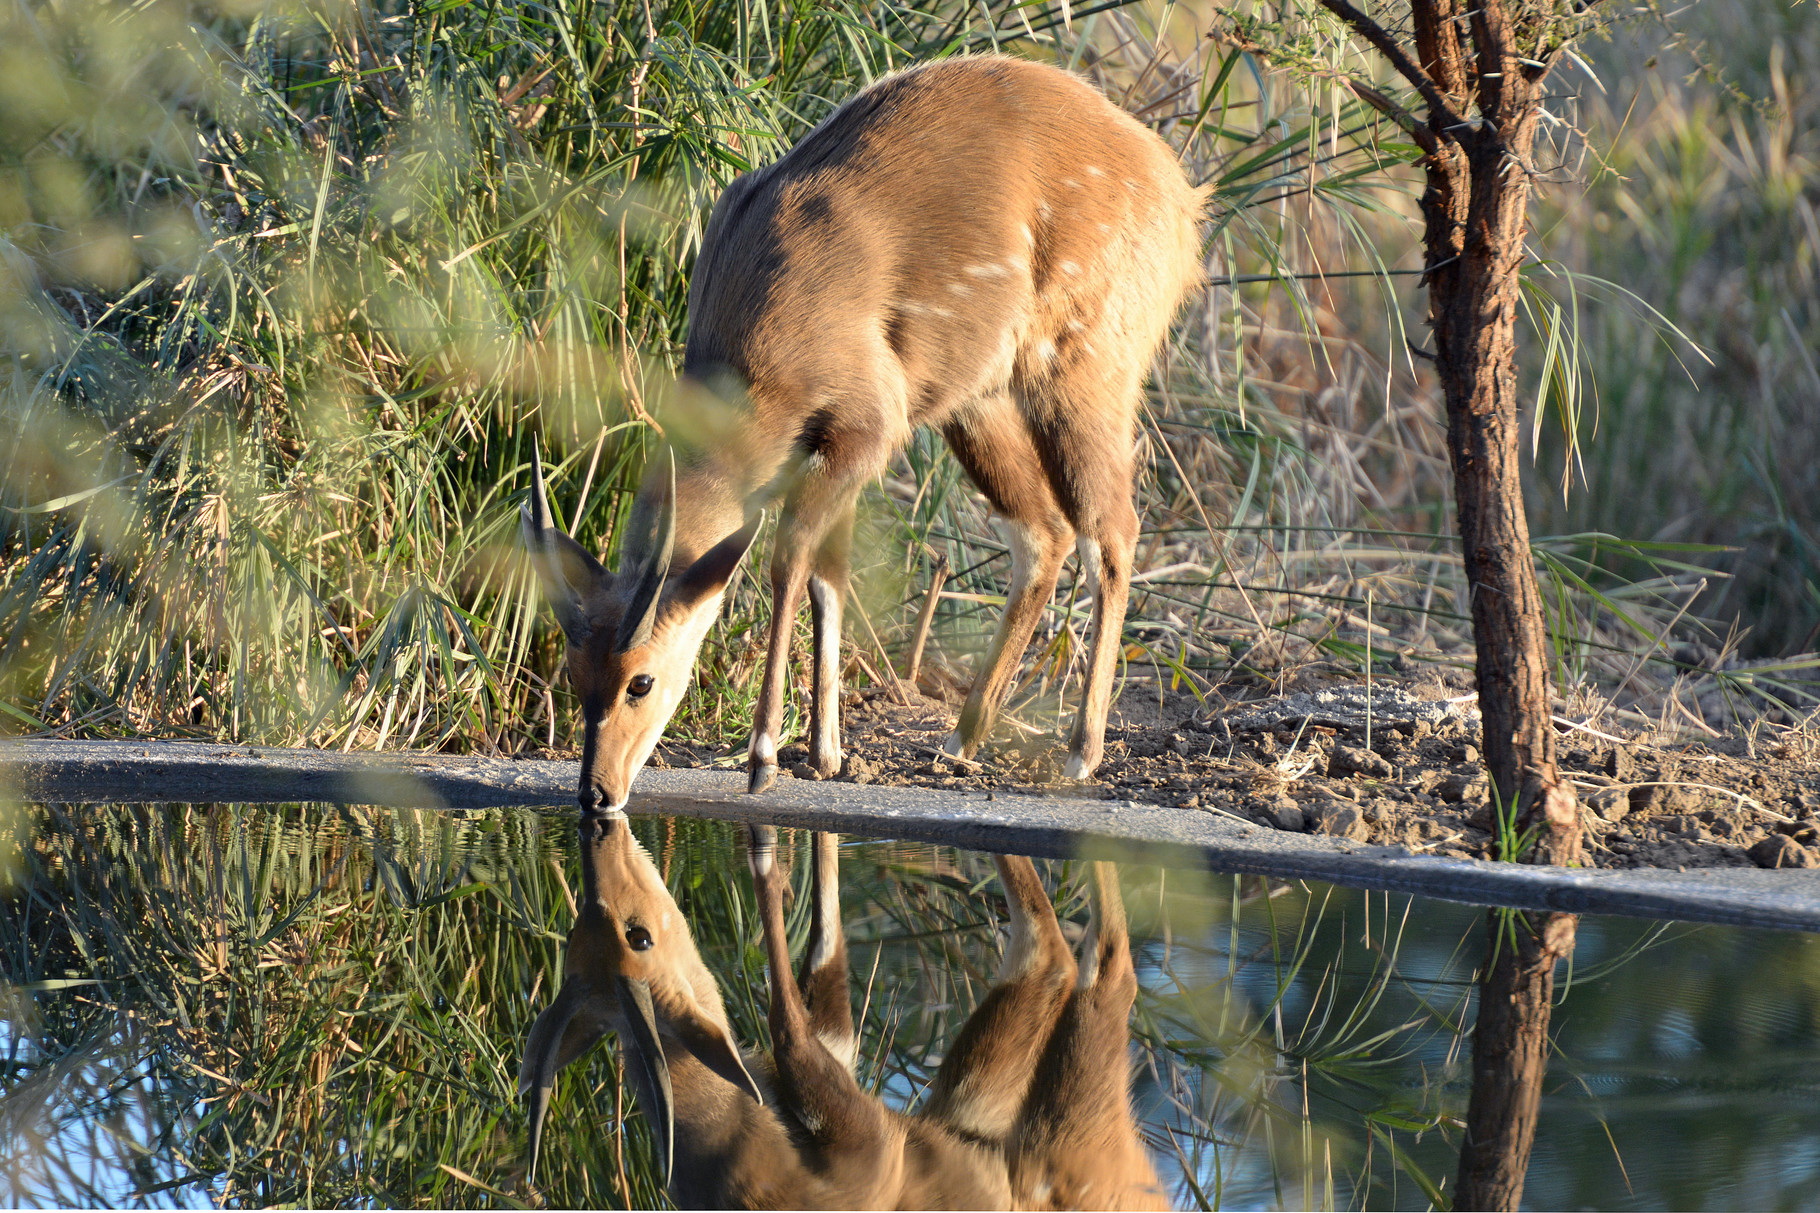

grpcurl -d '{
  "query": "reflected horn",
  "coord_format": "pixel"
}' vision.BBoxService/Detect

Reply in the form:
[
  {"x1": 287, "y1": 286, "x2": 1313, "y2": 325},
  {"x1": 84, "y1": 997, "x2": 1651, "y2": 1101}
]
[
  {"x1": 616, "y1": 975, "x2": 677, "y2": 1184},
  {"x1": 518, "y1": 979, "x2": 590, "y2": 1186}
]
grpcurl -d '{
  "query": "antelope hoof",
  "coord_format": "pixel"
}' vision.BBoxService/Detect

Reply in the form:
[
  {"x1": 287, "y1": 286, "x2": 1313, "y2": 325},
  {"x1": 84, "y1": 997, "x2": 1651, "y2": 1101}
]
[
  {"x1": 746, "y1": 823, "x2": 779, "y2": 876},
  {"x1": 1062, "y1": 751, "x2": 1095, "y2": 781},
  {"x1": 748, "y1": 761, "x2": 779, "y2": 794},
  {"x1": 940, "y1": 731, "x2": 968, "y2": 759}
]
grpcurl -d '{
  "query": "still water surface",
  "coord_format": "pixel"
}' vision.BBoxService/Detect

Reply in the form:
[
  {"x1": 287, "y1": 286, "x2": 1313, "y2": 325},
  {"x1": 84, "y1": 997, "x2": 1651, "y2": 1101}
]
[{"x1": 1, "y1": 802, "x2": 1817, "y2": 1209}]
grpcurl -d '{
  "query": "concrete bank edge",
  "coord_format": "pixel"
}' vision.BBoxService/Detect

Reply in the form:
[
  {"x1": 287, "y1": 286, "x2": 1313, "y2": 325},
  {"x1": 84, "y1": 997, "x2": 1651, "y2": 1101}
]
[{"x1": 4, "y1": 739, "x2": 1817, "y2": 933}]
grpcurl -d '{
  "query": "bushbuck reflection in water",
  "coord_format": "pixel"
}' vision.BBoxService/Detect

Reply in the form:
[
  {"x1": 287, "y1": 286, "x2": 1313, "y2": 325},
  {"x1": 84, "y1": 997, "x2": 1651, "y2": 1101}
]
[
  {"x1": 519, "y1": 815, "x2": 1166, "y2": 1209},
  {"x1": 519, "y1": 55, "x2": 1209, "y2": 819}
]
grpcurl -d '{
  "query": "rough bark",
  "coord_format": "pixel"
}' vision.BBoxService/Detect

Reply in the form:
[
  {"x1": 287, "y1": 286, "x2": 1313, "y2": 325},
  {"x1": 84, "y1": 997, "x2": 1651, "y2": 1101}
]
[
  {"x1": 1302, "y1": 2, "x2": 1592, "y2": 1206},
  {"x1": 1420, "y1": 2, "x2": 1580, "y2": 867},
  {"x1": 1317, "y1": 0, "x2": 1581, "y2": 866},
  {"x1": 1454, "y1": 910, "x2": 1578, "y2": 1210}
]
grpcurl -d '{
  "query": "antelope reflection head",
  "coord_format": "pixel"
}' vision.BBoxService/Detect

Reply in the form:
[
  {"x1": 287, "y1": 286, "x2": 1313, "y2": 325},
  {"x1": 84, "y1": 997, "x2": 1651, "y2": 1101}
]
[{"x1": 517, "y1": 811, "x2": 761, "y2": 1187}]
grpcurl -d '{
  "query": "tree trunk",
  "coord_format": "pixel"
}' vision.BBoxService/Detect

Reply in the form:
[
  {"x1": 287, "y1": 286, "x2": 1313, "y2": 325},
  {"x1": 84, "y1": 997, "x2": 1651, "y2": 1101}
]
[
  {"x1": 1412, "y1": 1, "x2": 1580, "y2": 866},
  {"x1": 1454, "y1": 910, "x2": 1578, "y2": 1210},
  {"x1": 1298, "y1": 4, "x2": 1595, "y2": 1209}
]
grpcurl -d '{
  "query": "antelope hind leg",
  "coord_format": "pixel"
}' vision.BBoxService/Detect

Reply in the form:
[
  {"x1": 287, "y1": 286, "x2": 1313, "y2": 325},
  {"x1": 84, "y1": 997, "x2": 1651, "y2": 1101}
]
[
  {"x1": 938, "y1": 396, "x2": 1072, "y2": 761},
  {"x1": 1018, "y1": 368, "x2": 1143, "y2": 782},
  {"x1": 1008, "y1": 861, "x2": 1167, "y2": 1210}
]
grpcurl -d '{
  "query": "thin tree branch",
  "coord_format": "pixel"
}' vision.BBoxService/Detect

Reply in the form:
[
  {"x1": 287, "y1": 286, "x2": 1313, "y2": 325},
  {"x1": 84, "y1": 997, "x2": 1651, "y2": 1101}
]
[
  {"x1": 1313, "y1": 0, "x2": 1469, "y2": 131},
  {"x1": 1209, "y1": 28, "x2": 1441, "y2": 156},
  {"x1": 1347, "y1": 79, "x2": 1439, "y2": 154}
]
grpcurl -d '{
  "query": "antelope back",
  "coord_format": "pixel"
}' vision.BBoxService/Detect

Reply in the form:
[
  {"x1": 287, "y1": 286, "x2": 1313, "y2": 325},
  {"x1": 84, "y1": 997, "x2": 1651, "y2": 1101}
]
[{"x1": 684, "y1": 54, "x2": 1207, "y2": 436}]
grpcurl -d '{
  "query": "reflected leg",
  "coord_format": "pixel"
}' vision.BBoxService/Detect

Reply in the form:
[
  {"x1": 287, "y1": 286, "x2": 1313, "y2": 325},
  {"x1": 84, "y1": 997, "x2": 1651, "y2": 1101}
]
[
  {"x1": 920, "y1": 855, "x2": 1075, "y2": 1144},
  {"x1": 1007, "y1": 862, "x2": 1167, "y2": 1210}
]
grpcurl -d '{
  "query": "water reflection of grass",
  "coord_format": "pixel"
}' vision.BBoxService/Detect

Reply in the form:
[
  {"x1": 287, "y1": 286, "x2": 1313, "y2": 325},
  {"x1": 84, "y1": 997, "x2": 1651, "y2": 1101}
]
[{"x1": 3, "y1": 806, "x2": 1817, "y2": 1209}]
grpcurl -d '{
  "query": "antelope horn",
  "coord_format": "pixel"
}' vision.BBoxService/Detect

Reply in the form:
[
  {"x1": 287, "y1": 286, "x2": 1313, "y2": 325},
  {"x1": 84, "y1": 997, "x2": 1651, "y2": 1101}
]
[
  {"x1": 616, "y1": 976, "x2": 677, "y2": 1185},
  {"x1": 616, "y1": 452, "x2": 676, "y2": 652},
  {"x1": 518, "y1": 978, "x2": 590, "y2": 1186},
  {"x1": 527, "y1": 439, "x2": 556, "y2": 539}
]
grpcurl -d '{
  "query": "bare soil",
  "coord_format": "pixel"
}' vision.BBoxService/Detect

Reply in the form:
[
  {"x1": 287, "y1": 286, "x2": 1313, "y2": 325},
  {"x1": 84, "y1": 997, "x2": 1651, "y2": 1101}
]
[{"x1": 648, "y1": 671, "x2": 1820, "y2": 873}]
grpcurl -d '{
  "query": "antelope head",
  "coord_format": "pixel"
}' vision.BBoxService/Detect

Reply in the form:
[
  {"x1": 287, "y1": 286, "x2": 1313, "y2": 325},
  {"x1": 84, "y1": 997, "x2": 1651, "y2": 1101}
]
[
  {"x1": 519, "y1": 812, "x2": 763, "y2": 1184},
  {"x1": 520, "y1": 442, "x2": 758, "y2": 812}
]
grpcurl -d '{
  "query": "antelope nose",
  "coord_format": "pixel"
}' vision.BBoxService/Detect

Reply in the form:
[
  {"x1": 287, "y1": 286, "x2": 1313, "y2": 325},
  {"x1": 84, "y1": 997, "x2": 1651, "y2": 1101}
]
[{"x1": 578, "y1": 784, "x2": 605, "y2": 813}]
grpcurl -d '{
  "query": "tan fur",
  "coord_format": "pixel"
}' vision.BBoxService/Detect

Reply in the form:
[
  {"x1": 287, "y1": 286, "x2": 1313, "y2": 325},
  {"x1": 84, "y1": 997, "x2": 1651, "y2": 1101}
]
[
  {"x1": 524, "y1": 827, "x2": 1168, "y2": 1209},
  {"x1": 742, "y1": 833, "x2": 1168, "y2": 1210},
  {"x1": 523, "y1": 54, "x2": 1207, "y2": 810}
]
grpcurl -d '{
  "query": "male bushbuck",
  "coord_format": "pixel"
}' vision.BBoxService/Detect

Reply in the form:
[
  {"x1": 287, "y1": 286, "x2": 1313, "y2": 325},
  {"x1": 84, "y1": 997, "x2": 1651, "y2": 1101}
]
[
  {"x1": 520, "y1": 54, "x2": 1207, "y2": 811},
  {"x1": 520, "y1": 816, "x2": 1167, "y2": 1209}
]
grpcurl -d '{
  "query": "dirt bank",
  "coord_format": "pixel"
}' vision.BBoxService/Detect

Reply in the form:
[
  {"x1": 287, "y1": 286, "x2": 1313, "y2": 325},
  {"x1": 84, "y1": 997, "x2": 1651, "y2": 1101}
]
[{"x1": 652, "y1": 674, "x2": 1820, "y2": 873}]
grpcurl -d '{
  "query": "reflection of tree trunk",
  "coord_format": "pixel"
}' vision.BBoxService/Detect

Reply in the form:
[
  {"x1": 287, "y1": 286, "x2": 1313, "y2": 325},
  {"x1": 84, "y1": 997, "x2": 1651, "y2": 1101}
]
[{"x1": 1454, "y1": 911, "x2": 1578, "y2": 1211}]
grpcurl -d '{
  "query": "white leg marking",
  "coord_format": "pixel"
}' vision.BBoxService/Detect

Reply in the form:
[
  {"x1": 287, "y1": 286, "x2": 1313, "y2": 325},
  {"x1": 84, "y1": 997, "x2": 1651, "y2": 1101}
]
[
  {"x1": 1076, "y1": 536, "x2": 1104, "y2": 596},
  {"x1": 1076, "y1": 920, "x2": 1101, "y2": 988},
  {"x1": 817, "y1": 1030, "x2": 860, "y2": 1072},
  {"x1": 941, "y1": 731, "x2": 966, "y2": 757}
]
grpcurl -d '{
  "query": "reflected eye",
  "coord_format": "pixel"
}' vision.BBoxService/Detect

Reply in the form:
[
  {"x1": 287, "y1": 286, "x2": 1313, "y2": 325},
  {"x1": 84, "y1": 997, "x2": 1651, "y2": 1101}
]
[
  {"x1": 626, "y1": 924, "x2": 653, "y2": 951},
  {"x1": 627, "y1": 674, "x2": 654, "y2": 701}
]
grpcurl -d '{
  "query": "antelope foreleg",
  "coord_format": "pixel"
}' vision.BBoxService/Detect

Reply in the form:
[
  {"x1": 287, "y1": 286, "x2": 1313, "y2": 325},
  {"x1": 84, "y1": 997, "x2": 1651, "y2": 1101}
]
[
  {"x1": 920, "y1": 856, "x2": 1074, "y2": 1145},
  {"x1": 746, "y1": 825, "x2": 898, "y2": 1196},
  {"x1": 800, "y1": 831, "x2": 856, "y2": 1070},
  {"x1": 806, "y1": 508, "x2": 853, "y2": 779}
]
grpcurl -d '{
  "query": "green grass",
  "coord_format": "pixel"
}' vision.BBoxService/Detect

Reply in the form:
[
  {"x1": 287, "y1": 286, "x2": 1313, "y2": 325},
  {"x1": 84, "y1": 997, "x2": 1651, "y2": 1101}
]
[
  {"x1": 0, "y1": 0, "x2": 1812, "y2": 757},
  {"x1": 1531, "y1": 1, "x2": 1820, "y2": 660}
]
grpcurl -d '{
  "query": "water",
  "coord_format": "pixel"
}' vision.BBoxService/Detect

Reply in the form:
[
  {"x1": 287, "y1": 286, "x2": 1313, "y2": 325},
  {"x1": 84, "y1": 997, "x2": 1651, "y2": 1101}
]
[{"x1": 1, "y1": 801, "x2": 1816, "y2": 1209}]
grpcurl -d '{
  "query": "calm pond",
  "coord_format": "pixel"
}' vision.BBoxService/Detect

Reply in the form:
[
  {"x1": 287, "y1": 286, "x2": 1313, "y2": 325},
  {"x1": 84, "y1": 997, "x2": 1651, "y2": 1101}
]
[{"x1": 2, "y1": 801, "x2": 1817, "y2": 1210}]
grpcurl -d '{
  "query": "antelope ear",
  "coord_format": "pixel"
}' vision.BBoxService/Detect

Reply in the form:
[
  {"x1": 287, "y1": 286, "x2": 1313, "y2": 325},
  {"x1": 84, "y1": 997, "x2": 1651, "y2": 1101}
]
[
  {"x1": 520, "y1": 440, "x2": 608, "y2": 640},
  {"x1": 669, "y1": 1007, "x2": 765, "y2": 1105},
  {"x1": 667, "y1": 512, "x2": 763, "y2": 613}
]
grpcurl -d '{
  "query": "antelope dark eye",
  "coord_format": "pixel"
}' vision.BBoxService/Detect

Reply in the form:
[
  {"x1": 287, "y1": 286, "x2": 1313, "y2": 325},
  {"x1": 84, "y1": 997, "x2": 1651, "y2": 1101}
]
[
  {"x1": 626, "y1": 925, "x2": 653, "y2": 951},
  {"x1": 627, "y1": 674, "x2": 654, "y2": 700}
]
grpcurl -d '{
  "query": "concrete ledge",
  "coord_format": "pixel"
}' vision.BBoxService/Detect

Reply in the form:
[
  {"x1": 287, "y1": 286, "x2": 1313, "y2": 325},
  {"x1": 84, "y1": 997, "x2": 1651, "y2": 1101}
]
[{"x1": 4, "y1": 739, "x2": 1817, "y2": 933}]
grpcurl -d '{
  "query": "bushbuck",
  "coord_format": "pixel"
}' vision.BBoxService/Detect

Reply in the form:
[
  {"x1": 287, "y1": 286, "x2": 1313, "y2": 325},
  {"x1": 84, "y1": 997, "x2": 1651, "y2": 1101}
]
[
  {"x1": 520, "y1": 53, "x2": 1208, "y2": 811},
  {"x1": 519, "y1": 816, "x2": 1167, "y2": 1209}
]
